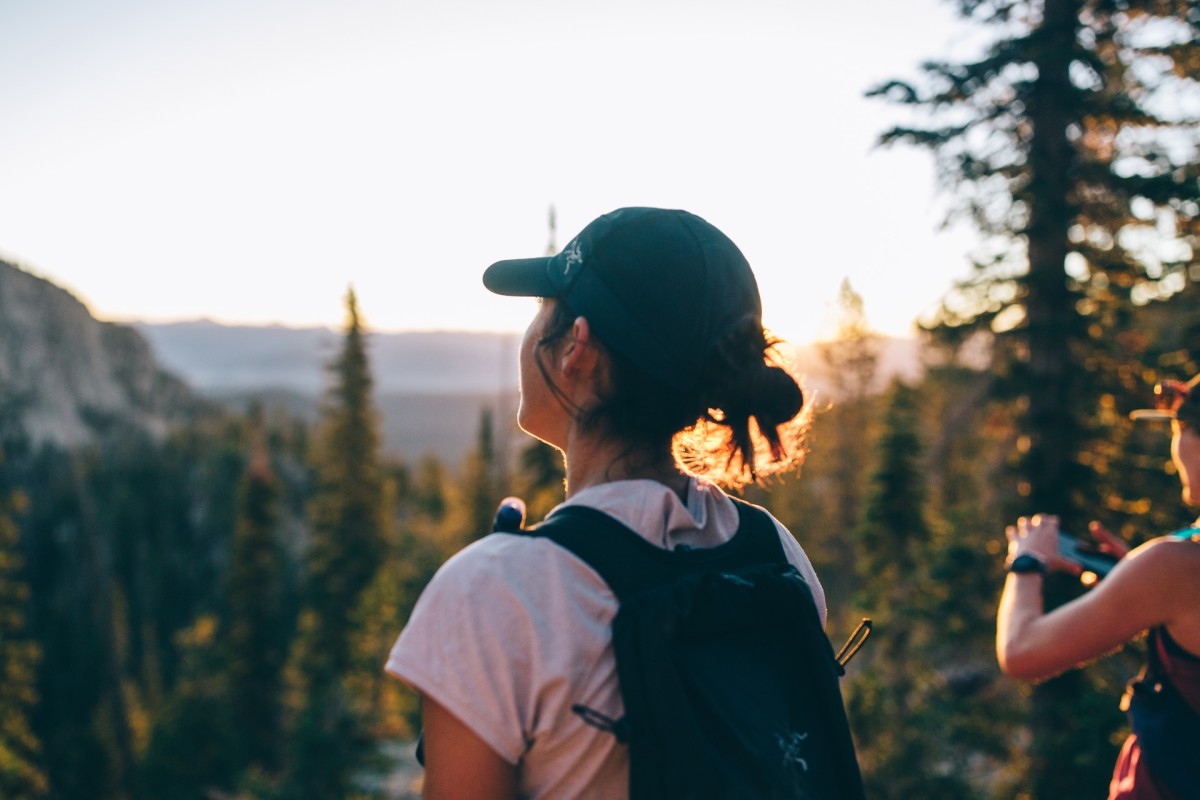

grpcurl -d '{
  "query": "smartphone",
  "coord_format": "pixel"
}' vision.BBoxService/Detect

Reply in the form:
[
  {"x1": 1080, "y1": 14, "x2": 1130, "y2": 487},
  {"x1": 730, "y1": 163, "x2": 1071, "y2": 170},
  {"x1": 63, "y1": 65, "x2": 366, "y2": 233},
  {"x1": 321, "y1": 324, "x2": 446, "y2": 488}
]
[{"x1": 1058, "y1": 532, "x2": 1119, "y2": 577}]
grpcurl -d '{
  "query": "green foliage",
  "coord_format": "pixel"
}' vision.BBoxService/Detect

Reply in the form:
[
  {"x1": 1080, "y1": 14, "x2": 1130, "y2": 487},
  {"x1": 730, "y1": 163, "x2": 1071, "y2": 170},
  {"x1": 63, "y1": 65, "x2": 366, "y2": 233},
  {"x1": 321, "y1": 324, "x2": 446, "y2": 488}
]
[
  {"x1": 302, "y1": 290, "x2": 387, "y2": 655},
  {"x1": 844, "y1": 379, "x2": 1023, "y2": 798},
  {"x1": 817, "y1": 279, "x2": 882, "y2": 535},
  {"x1": 453, "y1": 407, "x2": 503, "y2": 542},
  {"x1": 408, "y1": 456, "x2": 448, "y2": 522},
  {"x1": 871, "y1": 0, "x2": 1199, "y2": 523},
  {"x1": 3, "y1": 396, "x2": 314, "y2": 798},
  {"x1": 139, "y1": 617, "x2": 237, "y2": 800},
  {"x1": 870, "y1": 1, "x2": 1198, "y2": 794},
  {"x1": 0, "y1": 452, "x2": 47, "y2": 799},
  {"x1": 5, "y1": 285, "x2": 1194, "y2": 799},
  {"x1": 224, "y1": 421, "x2": 290, "y2": 777},
  {"x1": 284, "y1": 288, "x2": 389, "y2": 798}
]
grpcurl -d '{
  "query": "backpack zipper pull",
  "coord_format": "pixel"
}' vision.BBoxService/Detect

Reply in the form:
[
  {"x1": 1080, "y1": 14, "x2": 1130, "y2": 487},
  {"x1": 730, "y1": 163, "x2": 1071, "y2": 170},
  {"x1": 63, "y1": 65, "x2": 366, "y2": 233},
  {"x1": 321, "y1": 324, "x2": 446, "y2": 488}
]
[{"x1": 836, "y1": 618, "x2": 873, "y2": 670}]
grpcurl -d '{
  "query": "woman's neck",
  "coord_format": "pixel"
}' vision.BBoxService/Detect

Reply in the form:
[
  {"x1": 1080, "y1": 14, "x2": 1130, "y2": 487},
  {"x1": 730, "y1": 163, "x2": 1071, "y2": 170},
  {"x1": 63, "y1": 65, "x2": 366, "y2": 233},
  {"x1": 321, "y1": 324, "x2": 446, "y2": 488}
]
[{"x1": 562, "y1": 430, "x2": 688, "y2": 499}]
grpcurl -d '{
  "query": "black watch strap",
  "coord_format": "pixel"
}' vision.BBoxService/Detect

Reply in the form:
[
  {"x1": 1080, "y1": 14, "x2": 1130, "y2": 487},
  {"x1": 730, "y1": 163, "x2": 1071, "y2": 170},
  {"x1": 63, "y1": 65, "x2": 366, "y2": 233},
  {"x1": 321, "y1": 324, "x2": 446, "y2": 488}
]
[{"x1": 1008, "y1": 553, "x2": 1048, "y2": 576}]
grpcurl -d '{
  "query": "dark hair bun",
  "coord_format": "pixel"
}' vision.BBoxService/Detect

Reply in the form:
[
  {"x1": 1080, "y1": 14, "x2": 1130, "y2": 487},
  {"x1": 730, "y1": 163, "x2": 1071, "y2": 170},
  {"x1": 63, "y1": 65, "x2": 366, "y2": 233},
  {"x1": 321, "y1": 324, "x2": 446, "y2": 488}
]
[
  {"x1": 706, "y1": 316, "x2": 804, "y2": 426},
  {"x1": 740, "y1": 363, "x2": 805, "y2": 430}
]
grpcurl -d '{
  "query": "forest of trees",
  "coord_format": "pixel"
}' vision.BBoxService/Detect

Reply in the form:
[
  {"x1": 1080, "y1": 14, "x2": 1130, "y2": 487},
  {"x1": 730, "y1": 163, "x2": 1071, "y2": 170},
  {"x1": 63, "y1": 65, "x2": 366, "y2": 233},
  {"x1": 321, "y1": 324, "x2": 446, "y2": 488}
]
[{"x1": 0, "y1": 1, "x2": 1196, "y2": 798}]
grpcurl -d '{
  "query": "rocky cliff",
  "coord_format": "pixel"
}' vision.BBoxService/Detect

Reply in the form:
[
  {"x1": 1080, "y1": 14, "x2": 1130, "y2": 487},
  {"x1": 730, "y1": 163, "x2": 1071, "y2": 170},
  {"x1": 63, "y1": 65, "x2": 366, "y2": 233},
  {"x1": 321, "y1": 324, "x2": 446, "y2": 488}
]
[{"x1": 0, "y1": 259, "x2": 209, "y2": 448}]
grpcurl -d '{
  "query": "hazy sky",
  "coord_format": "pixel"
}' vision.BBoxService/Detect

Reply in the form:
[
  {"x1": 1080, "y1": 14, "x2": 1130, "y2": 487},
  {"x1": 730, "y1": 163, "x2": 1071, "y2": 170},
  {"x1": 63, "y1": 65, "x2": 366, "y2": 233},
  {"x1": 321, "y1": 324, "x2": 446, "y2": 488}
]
[{"x1": 0, "y1": 0, "x2": 984, "y2": 344}]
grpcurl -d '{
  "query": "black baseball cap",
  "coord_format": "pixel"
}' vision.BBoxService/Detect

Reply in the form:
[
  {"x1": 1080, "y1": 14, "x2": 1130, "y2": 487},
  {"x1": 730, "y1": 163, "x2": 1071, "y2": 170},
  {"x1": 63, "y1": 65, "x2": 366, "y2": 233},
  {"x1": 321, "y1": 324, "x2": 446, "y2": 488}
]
[
  {"x1": 483, "y1": 207, "x2": 762, "y2": 392},
  {"x1": 1129, "y1": 373, "x2": 1200, "y2": 428}
]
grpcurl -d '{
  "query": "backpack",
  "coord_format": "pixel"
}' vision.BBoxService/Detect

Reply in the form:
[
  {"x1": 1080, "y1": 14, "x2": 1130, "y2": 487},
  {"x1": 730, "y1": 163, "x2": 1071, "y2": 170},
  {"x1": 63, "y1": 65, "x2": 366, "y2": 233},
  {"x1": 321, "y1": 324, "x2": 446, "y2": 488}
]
[{"x1": 524, "y1": 498, "x2": 868, "y2": 800}]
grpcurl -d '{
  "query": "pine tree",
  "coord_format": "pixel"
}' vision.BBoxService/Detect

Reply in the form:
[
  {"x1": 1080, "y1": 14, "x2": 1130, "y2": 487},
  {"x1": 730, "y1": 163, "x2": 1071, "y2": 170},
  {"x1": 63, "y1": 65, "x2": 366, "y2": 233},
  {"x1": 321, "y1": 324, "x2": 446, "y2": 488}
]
[
  {"x1": 284, "y1": 288, "x2": 386, "y2": 799},
  {"x1": 387, "y1": 454, "x2": 458, "y2": 737},
  {"x1": 870, "y1": 0, "x2": 1198, "y2": 523},
  {"x1": 848, "y1": 382, "x2": 960, "y2": 798},
  {"x1": 919, "y1": 365, "x2": 1033, "y2": 797},
  {"x1": 139, "y1": 616, "x2": 236, "y2": 800},
  {"x1": 455, "y1": 407, "x2": 501, "y2": 541},
  {"x1": 813, "y1": 279, "x2": 882, "y2": 617},
  {"x1": 0, "y1": 451, "x2": 47, "y2": 799},
  {"x1": 870, "y1": 2, "x2": 1198, "y2": 793},
  {"x1": 225, "y1": 412, "x2": 288, "y2": 777},
  {"x1": 411, "y1": 455, "x2": 448, "y2": 523},
  {"x1": 849, "y1": 381, "x2": 1018, "y2": 798}
]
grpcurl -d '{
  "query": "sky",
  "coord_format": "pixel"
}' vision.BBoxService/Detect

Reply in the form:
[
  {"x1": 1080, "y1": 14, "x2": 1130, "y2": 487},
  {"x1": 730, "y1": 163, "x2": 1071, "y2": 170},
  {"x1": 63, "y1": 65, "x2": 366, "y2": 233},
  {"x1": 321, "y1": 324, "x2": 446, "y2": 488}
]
[{"x1": 0, "y1": 0, "x2": 985, "y2": 345}]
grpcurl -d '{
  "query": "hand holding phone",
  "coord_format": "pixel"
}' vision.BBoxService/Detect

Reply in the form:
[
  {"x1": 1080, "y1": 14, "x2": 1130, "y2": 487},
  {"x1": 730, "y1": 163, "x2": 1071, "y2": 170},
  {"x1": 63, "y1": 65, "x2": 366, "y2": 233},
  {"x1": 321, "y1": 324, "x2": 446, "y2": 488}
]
[{"x1": 1057, "y1": 532, "x2": 1119, "y2": 578}]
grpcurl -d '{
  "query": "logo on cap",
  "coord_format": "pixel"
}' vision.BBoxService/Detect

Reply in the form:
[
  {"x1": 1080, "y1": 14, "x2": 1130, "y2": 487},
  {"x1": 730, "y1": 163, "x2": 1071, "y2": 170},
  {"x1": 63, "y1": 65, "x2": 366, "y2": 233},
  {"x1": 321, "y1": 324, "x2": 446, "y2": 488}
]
[{"x1": 561, "y1": 239, "x2": 583, "y2": 278}]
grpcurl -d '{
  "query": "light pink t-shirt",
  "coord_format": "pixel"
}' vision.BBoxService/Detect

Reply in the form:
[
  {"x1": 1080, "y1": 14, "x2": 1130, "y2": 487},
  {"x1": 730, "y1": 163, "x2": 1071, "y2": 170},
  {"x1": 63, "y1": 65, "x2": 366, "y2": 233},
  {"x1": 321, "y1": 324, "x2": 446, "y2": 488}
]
[{"x1": 385, "y1": 478, "x2": 826, "y2": 799}]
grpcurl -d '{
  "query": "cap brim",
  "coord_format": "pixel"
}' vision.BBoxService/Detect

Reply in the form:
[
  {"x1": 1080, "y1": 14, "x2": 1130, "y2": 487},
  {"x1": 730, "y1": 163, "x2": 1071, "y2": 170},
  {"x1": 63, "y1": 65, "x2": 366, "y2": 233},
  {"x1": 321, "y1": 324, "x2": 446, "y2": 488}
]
[
  {"x1": 1130, "y1": 409, "x2": 1176, "y2": 422},
  {"x1": 482, "y1": 257, "x2": 558, "y2": 297}
]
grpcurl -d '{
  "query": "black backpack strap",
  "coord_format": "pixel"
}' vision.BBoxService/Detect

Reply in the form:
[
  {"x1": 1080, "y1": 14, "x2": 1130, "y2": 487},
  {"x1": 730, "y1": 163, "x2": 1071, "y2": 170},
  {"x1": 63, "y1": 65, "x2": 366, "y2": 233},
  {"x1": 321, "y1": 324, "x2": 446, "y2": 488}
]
[
  {"x1": 416, "y1": 500, "x2": 794, "y2": 769},
  {"x1": 525, "y1": 498, "x2": 788, "y2": 599}
]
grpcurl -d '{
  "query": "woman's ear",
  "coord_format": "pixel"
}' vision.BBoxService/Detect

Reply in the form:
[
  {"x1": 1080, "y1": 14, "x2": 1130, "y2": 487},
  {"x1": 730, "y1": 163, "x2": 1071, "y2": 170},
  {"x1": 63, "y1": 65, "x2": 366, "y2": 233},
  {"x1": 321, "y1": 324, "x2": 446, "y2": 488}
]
[{"x1": 560, "y1": 316, "x2": 601, "y2": 379}]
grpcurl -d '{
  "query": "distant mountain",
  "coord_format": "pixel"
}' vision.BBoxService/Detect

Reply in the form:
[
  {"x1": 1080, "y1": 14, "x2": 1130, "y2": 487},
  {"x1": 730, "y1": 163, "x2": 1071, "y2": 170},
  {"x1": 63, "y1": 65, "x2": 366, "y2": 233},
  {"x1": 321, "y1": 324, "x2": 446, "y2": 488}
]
[
  {"x1": 0, "y1": 260, "x2": 211, "y2": 448},
  {"x1": 135, "y1": 321, "x2": 527, "y2": 464},
  {"x1": 134, "y1": 319, "x2": 927, "y2": 464},
  {"x1": 134, "y1": 320, "x2": 520, "y2": 395},
  {"x1": 134, "y1": 320, "x2": 926, "y2": 401},
  {"x1": 0, "y1": 258, "x2": 927, "y2": 464}
]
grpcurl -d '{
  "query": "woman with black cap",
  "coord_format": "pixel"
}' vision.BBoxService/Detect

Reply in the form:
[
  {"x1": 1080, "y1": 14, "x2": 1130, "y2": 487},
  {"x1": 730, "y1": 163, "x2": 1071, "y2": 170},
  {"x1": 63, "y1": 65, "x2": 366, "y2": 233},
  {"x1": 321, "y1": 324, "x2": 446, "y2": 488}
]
[
  {"x1": 997, "y1": 374, "x2": 1200, "y2": 799},
  {"x1": 385, "y1": 208, "x2": 829, "y2": 798}
]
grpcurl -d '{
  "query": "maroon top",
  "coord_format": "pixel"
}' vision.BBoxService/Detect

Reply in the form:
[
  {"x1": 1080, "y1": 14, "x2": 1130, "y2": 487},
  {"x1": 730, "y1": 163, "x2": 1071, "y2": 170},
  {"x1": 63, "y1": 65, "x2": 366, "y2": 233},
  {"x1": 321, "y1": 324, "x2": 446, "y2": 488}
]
[{"x1": 1109, "y1": 627, "x2": 1200, "y2": 799}]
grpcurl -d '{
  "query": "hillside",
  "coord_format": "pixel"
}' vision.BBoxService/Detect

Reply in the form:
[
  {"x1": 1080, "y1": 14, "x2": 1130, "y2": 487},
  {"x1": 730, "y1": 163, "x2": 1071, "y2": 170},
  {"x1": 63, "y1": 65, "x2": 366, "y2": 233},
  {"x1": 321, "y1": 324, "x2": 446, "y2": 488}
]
[
  {"x1": 0, "y1": 260, "x2": 210, "y2": 448},
  {"x1": 0, "y1": 259, "x2": 927, "y2": 464},
  {"x1": 133, "y1": 320, "x2": 521, "y2": 395},
  {"x1": 134, "y1": 319, "x2": 925, "y2": 401},
  {"x1": 135, "y1": 320, "x2": 926, "y2": 465},
  {"x1": 136, "y1": 321, "x2": 526, "y2": 464}
]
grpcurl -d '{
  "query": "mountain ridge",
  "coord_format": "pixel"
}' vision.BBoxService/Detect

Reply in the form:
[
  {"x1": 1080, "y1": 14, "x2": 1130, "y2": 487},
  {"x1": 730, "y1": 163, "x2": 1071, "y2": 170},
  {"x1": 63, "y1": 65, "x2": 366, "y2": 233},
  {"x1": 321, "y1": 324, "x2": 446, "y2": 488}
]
[
  {"x1": 0, "y1": 259, "x2": 211, "y2": 448},
  {"x1": 133, "y1": 319, "x2": 925, "y2": 399},
  {"x1": 0, "y1": 259, "x2": 928, "y2": 464}
]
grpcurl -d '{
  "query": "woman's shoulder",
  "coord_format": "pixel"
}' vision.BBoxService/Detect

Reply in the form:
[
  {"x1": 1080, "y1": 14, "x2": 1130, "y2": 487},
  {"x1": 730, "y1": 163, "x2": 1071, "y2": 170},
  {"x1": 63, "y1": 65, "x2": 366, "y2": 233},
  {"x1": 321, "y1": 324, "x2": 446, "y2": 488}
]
[
  {"x1": 1106, "y1": 534, "x2": 1200, "y2": 609},
  {"x1": 432, "y1": 532, "x2": 591, "y2": 587},
  {"x1": 423, "y1": 531, "x2": 617, "y2": 615},
  {"x1": 1127, "y1": 533, "x2": 1200, "y2": 568}
]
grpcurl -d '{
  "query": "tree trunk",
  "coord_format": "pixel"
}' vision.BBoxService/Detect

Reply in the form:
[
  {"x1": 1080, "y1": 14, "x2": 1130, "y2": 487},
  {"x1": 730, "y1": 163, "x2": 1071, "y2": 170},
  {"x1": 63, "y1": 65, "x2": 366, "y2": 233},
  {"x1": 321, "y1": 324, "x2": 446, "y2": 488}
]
[
  {"x1": 1023, "y1": 2, "x2": 1120, "y2": 797},
  {"x1": 1022, "y1": 0, "x2": 1080, "y2": 521}
]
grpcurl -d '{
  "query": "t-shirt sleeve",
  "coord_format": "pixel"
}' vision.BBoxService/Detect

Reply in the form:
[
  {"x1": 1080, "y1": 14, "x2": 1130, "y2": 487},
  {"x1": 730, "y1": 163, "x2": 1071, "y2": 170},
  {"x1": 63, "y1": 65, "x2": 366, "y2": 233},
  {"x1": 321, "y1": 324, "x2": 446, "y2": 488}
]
[
  {"x1": 771, "y1": 517, "x2": 828, "y2": 627},
  {"x1": 384, "y1": 538, "x2": 542, "y2": 765}
]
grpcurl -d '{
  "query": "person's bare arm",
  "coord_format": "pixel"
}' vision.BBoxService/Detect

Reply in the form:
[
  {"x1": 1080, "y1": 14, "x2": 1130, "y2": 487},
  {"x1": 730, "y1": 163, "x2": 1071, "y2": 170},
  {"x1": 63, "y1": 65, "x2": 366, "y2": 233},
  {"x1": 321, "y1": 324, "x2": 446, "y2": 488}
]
[
  {"x1": 997, "y1": 515, "x2": 1183, "y2": 681},
  {"x1": 421, "y1": 697, "x2": 519, "y2": 800}
]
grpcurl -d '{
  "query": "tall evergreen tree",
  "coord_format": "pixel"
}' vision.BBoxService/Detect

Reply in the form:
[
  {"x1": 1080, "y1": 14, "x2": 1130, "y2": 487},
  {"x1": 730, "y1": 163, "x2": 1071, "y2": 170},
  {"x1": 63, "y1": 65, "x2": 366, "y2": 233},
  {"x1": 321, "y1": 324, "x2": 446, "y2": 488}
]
[
  {"x1": 848, "y1": 382, "x2": 961, "y2": 798},
  {"x1": 817, "y1": 281, "x2": 881, "y2": 523},
  {"x1": 871, "y1": 0, "x2": 1198, "y2": 525},
  {"x1": 812, "y1": 280, "x2": 882, "y2": 612},
  {"x1": 285, "y1": 288, "x2": 386, "y2": 799},
  {"x1": 225, "y1": 414, "x2": 288, "y2": 777},
  {"x1": 411, "y1": 455, "x2": 448, "y2": 523},
  {"x1": 848, "y1": 381, "x2": 1018, "y2": 798},
  {"x1": 0, "y1": 451, "x2": 47, "y2": 799},
  {"x1": 870, "y1": 2, "x2": 1198, "y2": 794},
  {"x1": 456, "y1": 407, "x2": 501, "y2": 541},
  {"x1": 138, "y1": 616, "x2": 236, "y2": 800}
]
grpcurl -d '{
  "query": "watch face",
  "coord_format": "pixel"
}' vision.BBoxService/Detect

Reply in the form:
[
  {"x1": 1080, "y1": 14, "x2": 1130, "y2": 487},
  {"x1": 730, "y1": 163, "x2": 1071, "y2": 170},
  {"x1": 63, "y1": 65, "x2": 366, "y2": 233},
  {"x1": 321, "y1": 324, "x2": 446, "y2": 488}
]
[{"x1": 1009, "y1": 554, "x2": 1046, "y2": 575}]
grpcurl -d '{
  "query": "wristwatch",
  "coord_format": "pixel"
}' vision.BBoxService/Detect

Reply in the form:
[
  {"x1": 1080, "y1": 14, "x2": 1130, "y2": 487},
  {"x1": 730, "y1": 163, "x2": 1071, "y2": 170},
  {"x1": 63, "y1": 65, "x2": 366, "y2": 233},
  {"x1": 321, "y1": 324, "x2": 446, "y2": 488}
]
[{"x1": 1007, "y1": 554, "x2": 1048, "y2": 576}]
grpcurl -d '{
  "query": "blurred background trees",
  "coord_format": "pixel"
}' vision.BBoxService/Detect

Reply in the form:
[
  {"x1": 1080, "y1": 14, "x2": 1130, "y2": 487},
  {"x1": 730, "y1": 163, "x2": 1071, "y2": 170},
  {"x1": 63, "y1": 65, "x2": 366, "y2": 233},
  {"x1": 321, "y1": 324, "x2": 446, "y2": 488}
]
[
  {"x1": 0, "y1": 2, "x2": 1196, "y2": 798},
  {"x1": 0, "y1": 448, "x2": 47, "y2": 799},
  {"x1": 869, "y1": 0, "x2": 1198, "y2": 793},
  {"x1": 2, "y1": 264, "x2": 1194, "y2": 798}
]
